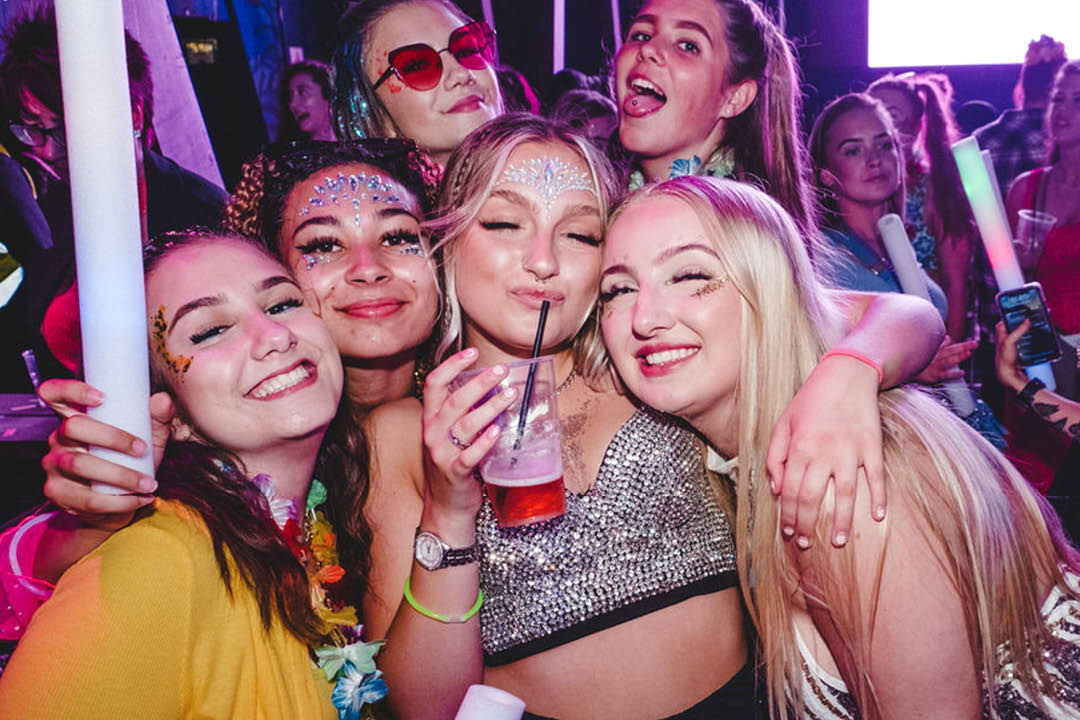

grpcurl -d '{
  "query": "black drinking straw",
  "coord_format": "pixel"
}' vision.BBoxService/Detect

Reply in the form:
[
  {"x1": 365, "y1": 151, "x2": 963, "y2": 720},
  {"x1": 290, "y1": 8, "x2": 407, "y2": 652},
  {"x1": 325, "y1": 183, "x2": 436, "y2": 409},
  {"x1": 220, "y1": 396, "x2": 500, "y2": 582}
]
[{"x1": 514, "y1": 300, "x2": 549, "y2": 450}]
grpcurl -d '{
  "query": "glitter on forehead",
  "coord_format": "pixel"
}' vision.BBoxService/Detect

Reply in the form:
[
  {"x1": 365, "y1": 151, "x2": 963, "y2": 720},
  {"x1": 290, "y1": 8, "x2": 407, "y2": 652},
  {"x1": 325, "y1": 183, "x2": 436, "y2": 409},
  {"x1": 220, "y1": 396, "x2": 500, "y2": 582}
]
[
  {"x1": 297, "y1": 171, "x2": 403, "y2": 222},
  {"x1": 500, "y1": 156, "x2": 595, "y2": 212}
]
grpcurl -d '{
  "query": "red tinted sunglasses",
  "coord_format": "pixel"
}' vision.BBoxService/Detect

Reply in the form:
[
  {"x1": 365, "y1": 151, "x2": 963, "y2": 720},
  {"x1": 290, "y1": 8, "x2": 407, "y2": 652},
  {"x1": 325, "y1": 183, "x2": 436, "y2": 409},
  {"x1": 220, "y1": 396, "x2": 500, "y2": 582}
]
[{"x1": 372, "y1": 21, "x2": 496, "y2": 92}]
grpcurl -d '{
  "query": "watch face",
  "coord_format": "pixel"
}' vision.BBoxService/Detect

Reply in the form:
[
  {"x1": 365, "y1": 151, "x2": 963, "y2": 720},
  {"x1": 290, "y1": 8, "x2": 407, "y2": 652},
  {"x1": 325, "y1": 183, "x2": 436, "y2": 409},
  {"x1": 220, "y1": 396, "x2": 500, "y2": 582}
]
[{"x1": 415, "y1": 532, "x2": 443, "y2": 569}]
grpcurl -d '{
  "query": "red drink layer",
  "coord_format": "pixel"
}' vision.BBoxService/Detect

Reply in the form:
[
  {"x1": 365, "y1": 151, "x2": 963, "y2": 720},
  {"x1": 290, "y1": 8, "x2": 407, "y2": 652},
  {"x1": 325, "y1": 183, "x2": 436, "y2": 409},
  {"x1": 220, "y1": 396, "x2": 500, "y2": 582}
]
[{"x1": 485, "y1": 476, "x2": 566, "y2": 527}]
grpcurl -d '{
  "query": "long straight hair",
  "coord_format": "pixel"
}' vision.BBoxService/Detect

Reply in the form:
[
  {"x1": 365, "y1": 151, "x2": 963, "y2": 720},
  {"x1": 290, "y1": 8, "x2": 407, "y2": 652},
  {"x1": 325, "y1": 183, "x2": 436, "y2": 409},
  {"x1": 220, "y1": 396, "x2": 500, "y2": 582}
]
[{"x1": 610, "y1": 177, "x2": 1080, "y2": 719}]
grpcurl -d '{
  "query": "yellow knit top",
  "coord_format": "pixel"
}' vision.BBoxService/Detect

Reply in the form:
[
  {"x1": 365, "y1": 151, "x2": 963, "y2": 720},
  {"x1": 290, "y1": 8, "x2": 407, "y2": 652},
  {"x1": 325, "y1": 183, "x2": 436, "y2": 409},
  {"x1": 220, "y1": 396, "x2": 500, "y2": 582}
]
[{"x1": 0, "y1": 499, "x2": 336, "y2": 719}]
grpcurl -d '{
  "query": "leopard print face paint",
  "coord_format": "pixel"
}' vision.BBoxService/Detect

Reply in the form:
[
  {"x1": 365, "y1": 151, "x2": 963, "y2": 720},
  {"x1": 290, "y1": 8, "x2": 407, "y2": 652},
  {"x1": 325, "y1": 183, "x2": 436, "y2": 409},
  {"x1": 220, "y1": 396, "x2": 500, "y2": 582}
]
[{"x1": 152, "y1": 305, "x2": 193, "y2": 376}]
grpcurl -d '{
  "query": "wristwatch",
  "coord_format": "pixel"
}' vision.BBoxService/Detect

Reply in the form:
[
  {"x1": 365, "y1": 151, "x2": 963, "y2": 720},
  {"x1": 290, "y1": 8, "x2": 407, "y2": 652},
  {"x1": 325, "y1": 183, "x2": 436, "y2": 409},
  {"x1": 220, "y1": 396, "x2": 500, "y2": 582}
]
[{"x1": 414, "y1": 528, "x2": 478, "y2": 571}]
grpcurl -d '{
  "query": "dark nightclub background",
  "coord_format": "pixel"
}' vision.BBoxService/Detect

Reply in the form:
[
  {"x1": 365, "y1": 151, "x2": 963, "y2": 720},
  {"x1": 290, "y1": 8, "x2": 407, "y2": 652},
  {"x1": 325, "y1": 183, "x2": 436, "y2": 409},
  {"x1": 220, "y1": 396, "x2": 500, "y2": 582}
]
[{"x1": 0, "y1": 0, "x2": 1029, "y2": 190}]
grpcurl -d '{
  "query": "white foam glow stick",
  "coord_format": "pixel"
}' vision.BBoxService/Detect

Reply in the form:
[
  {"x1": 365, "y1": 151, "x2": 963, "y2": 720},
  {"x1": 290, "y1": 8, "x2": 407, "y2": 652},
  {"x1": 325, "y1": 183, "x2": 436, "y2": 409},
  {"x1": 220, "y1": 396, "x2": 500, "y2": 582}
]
[
  {"x1": 952, "y1": 137, "x2": 1055, "y2": 389},
  {"x1": 611, "y1": 0, "x2": 623, "y2": 52},
  {"x1": 56, "y1": 0, "x2": 155, "y2": 487},
  {"x1": 454, "y1": 685, "x2": 525, "y2": 720},
  {"x1": 878, "y1": 214, "x2": 977, "y2": 416},
  {"x1": 552, "y1": 0, "x2": 566, "y2": 75}
]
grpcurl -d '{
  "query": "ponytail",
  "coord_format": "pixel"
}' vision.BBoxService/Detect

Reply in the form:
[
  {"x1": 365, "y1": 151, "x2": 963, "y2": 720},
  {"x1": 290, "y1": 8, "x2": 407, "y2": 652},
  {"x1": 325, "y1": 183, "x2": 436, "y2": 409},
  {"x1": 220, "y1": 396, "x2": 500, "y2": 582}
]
[
  {"x1": 718, "y1": 0, "x2": 820, "y2": 247},
  {"x1": 913, "y1": 76, "x2": 973, "y2": 241}
]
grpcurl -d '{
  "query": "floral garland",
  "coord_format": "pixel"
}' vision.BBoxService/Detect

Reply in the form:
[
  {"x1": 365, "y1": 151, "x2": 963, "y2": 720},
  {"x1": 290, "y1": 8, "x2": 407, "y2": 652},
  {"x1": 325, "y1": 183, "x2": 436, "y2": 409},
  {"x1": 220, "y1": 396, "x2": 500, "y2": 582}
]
[{"x1": 259, "y1": 476, "x2": 387, "y2": 719}]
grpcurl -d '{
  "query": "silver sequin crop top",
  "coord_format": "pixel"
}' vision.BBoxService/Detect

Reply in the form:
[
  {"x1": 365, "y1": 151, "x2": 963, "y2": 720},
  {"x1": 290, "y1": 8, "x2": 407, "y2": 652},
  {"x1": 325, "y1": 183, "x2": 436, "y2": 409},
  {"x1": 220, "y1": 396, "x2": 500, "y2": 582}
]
[{"x1": 477, "y1": 407, "x2": 738, "y2": 665}]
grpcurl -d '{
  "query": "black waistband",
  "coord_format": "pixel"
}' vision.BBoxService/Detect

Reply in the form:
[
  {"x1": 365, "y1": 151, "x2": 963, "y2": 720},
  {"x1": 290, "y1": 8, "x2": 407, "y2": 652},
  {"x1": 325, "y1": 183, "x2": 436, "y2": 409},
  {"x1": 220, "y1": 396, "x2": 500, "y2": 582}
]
[{"x1": 484, "y1": 571, "x2": 738, "y2": 667}]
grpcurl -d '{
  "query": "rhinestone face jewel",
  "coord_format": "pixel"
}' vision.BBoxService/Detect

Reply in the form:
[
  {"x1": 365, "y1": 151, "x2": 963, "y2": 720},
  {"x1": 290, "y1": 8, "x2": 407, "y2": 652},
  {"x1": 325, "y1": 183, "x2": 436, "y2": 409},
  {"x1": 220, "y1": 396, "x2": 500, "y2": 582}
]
[
  {"x1": 499, "y1": 156, "x2": 595, "y2": 214},
  {"x1": 299, "y1": 172, "x2": 403, "y2": 223}
]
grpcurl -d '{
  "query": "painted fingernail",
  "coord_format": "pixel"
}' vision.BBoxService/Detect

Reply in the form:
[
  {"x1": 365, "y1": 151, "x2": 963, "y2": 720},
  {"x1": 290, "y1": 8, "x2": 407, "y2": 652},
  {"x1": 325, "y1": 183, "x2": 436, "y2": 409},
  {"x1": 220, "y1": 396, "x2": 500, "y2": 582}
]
[
  {"x1": 769, "y1": 478, "x2": 778, "y2": 494},
  {"x1": 797, "y1": 535, "x2": 811, "y2": 549},
  {"x1": 833, "y1": 533, "x2": 847, "y2": 546},
  {"x1": 463, "y1": 347, "x2": 478, "y2": 358},
  {"x1": 492, "y1": 364, "x2": 507, "y2": 377},
  {"x1": 131, "y1": 438, "x2": 148, "y2": 456},
  {"x1": 488, "y1": 425, "x2": 501, "y2": 438},
  {"x1": 782, "y1": 525, "x2": 795, "y2": 538},
  {"x1": 138, "y1": 476, "x2": 157, "y2": 493},
  {"x1": 874, "y1": 506, "x2": 886, "y2": 520},
  {"x1": 139, "y1": 495, "x2": 155, "y2": 506},
  {"x1": 503, "y1": 386, "x2": 516, "y2": 399}
]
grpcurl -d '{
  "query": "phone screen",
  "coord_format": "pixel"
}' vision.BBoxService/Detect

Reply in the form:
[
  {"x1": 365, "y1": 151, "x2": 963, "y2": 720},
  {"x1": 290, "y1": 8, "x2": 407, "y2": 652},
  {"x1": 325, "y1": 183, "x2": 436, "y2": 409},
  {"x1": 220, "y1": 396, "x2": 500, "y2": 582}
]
[{"x1": 998, "y1": 284, "x2": 1061, "y2": 366}]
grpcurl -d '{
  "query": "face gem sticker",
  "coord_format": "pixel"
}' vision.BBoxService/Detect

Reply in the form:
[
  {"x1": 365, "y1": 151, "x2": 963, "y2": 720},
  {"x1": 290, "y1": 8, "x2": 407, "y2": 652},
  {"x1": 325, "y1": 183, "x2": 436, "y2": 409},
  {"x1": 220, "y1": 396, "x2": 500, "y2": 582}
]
[
  {"x1": 499, "y1": 156, "x2": 595, "y2": 213},
  {"x1": 298, "y1": 171, "x2": 403, "y2": 222},
  {"x1": 152, "y1": 305, "x2": 193, "y2": 375}
]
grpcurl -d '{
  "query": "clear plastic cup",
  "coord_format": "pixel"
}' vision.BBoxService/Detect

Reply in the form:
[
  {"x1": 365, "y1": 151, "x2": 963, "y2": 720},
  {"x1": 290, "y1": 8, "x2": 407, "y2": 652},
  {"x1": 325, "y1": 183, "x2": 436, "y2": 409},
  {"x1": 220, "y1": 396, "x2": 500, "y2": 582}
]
[
  {"x1": 451, "y1": 356, "x2": 565, "y2": 527},
  {"x1": 1015, "y1": 209, "x2": 1057, "y2": 272}
]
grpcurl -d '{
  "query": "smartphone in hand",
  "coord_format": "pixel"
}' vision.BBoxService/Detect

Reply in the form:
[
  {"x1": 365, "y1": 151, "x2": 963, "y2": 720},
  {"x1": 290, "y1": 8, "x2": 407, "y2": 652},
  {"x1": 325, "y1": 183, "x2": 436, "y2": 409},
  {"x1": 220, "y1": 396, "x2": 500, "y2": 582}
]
[{"x1": 996, "y1": 282, "x2": 1062, "y2": 366}]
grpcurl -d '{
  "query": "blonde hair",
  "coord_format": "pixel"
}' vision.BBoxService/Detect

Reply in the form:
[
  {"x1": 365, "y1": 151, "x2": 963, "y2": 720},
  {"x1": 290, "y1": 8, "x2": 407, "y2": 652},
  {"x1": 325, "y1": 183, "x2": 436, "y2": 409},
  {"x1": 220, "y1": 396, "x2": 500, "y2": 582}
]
[
  {"x1": 610, "y1": 176, "x2": 1080, "y2": 718},
  {"x1": 428, "y1": 113, "x2": 620, "y2": 385}
]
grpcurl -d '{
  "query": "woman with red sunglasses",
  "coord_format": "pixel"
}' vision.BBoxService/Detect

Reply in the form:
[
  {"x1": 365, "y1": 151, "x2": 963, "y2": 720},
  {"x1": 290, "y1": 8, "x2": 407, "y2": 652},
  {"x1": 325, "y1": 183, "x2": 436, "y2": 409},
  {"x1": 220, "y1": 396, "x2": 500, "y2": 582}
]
[{"x1": 331, "y1": 0, "x2": 504, "y2": 168}]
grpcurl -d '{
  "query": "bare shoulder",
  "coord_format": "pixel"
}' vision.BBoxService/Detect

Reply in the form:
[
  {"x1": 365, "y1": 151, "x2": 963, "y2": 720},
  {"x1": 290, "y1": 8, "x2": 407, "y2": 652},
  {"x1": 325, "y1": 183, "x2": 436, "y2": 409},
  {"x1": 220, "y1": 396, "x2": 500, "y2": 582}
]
[{"x1": 365, "y1": 397, "x2": 424, "y2": 494}]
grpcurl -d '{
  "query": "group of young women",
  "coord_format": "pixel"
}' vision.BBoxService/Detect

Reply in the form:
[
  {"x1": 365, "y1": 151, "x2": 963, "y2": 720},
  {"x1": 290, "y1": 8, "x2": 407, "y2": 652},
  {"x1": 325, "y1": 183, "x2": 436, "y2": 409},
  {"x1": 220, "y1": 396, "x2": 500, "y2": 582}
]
[{"x1": 2, "y1": 1, "x2": 1080, "y2": 719}]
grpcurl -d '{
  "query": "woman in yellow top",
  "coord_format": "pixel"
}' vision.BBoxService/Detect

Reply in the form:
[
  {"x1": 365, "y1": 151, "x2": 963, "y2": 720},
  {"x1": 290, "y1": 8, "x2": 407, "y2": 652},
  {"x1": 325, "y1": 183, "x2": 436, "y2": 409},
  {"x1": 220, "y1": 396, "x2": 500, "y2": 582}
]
[{"x1": 0, "y1": 230, "x2": 379, "y2": 719}]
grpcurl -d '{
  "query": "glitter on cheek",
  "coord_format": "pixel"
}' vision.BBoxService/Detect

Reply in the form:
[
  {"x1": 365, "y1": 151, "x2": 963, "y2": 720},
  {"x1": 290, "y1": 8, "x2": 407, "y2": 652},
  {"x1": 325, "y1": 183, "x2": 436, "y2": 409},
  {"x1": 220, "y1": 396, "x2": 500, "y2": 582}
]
[
  {"x1": 151, "y1": 305, "x2": 194, "y2": 376},
  {"x1": 693, "y1": 279, "x2": 726, "y2": 298},
  {"x1": 397, "y1": 244, "x2": 425, "y2": 257},
  {"x1": 301, "y1": 253, "x2": 336, "y2": 270}
]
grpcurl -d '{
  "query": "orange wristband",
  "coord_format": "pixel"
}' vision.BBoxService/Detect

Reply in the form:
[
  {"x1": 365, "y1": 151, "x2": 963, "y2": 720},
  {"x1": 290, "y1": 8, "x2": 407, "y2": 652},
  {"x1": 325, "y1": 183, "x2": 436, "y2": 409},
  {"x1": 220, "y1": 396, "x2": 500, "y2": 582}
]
[{"x1": 821, "y1": 348, "x2": 884, "y2": 385}]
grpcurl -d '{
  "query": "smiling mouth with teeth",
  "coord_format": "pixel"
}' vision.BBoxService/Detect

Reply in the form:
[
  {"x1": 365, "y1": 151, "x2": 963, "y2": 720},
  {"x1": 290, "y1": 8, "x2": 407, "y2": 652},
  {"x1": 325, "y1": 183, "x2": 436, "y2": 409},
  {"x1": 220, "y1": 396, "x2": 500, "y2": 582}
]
[
  {"x1": 631, "y1": 78, "x2": 667, "y2": 102},
  {"x1": 644, "y1": 348, "x2": 697, "y2": 366},
  {"x1": 250, "y1": 364, "x2": 313, "y2": 399}
]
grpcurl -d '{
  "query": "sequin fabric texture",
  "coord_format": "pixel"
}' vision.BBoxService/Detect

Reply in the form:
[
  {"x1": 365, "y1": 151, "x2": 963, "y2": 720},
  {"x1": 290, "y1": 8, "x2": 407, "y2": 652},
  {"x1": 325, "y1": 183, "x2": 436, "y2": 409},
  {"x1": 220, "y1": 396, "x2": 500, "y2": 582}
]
[
  {"x1": 795, "y1": 571, "x2": 1080, "y2": 719},
  {"x1": 476, "y1": 408, "x2": 738, "y2": 662}
]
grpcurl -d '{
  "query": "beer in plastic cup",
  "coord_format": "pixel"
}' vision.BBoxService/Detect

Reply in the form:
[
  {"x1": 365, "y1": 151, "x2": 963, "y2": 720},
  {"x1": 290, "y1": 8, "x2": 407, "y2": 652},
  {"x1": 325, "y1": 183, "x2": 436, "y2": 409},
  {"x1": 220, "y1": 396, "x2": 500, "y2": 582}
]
[{"x1": 451, "y1": 356, "x2": 566, "y2": 527}]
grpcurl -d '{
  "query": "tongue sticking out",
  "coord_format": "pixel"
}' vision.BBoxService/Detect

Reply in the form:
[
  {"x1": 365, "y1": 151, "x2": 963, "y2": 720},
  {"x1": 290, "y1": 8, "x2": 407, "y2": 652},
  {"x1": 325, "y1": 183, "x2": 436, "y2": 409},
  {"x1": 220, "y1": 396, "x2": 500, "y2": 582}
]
[{"x1": 623, "y1": 89, "x2": 665, "y2": 118}]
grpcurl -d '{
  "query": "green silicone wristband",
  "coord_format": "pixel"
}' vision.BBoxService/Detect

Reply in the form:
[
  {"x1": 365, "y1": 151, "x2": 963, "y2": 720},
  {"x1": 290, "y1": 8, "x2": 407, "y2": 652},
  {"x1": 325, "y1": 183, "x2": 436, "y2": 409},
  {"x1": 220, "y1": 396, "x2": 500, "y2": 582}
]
[{"x1": 403, "y1": 577, "x2": 483, "y2": 624}]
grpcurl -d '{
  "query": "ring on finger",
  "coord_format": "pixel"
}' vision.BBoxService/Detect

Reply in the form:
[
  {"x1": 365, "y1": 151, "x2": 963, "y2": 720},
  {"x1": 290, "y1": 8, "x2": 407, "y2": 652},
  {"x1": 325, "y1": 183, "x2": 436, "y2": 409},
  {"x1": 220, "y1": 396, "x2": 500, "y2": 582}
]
[{"x1": 448, "y1": 427, "x2": 472, "y2": 450}]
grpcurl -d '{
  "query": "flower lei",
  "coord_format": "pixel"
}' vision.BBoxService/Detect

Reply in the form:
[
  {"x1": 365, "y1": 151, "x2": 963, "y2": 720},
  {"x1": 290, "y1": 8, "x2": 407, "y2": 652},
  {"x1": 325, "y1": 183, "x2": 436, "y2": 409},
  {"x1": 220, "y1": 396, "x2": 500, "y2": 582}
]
[
  {"x1": 627, "y1": 146, "x2": 736, "y2": 191},
  {"x1": 260, "y1": 477, "x2": 388, "y2": 719}
]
